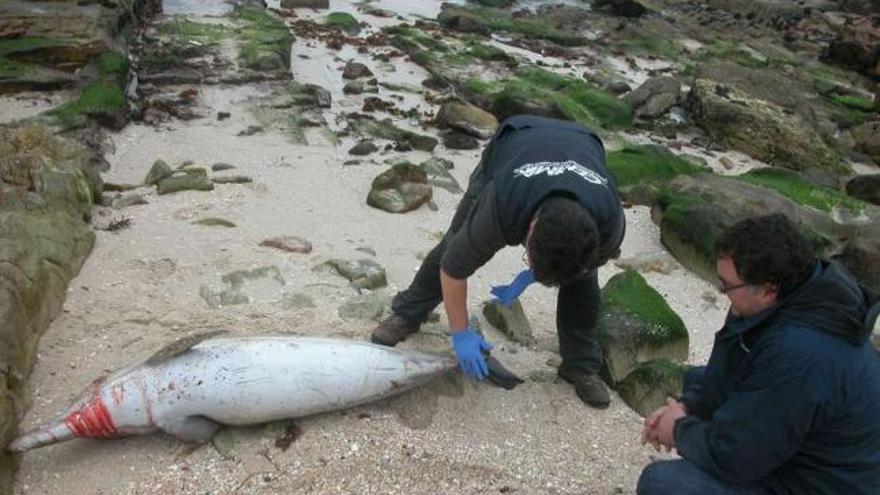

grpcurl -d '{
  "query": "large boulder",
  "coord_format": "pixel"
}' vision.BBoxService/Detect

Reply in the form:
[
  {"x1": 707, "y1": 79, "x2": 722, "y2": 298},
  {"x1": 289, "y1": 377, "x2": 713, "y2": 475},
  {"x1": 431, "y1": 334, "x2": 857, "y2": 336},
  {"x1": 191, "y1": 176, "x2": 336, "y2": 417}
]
[
  {"x1": 655, "y1": 172, "x2": 880, "y2": 292},
  {"x1": 0, "y1": 124, "x2": 99, "y2": 493},
  {"x1": 685, "y1": 78, "x2": 844, "y2": 177},
  {"x1": 846, "y1": 174, "x2": 880, "y2": 206},
  {"x1": 820, "y1": 16, "x2": 880, "y2": 77},
  {"x1": 850, "y1": 121, "x2": 880, "y2": 164},
  {"x1": 597, "y1": 270, "x2": 689, "y2": 386}
]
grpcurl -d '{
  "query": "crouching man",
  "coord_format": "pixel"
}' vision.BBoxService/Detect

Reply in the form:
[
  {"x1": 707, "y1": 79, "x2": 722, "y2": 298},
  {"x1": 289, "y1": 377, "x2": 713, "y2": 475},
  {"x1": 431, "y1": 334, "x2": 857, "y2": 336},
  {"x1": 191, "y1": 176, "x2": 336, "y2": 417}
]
[{"x1": 639, "y1": 213, "x2": 880, "y2": 494}]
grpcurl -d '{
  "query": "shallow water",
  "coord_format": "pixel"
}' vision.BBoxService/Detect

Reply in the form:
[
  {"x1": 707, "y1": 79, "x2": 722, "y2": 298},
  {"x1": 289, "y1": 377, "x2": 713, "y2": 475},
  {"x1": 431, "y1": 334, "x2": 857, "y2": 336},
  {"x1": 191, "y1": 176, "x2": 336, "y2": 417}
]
[{"x1": 162, "y1": 0, "x2": 234, "y2": 16}]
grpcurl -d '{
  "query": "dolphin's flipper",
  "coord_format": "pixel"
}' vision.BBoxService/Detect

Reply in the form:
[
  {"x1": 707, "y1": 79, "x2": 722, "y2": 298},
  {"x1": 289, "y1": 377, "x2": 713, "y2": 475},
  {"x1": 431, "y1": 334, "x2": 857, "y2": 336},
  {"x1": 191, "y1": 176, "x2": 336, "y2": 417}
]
[
  {"x1": 146, "y1": 331, "x2": 228, "y2": 365},
  {"x1": 157, "y1": 415, "x2": 222, "y2": 444},
  {"x1": 485, "y1": 355, "x2": 525, "y2": 390}
]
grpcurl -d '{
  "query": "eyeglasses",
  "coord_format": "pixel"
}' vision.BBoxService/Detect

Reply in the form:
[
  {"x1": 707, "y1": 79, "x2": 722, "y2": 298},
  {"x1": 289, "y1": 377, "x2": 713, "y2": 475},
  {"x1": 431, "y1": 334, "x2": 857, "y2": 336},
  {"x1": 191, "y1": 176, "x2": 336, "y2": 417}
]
[{"x1": 717, "y1": 281, "x2": 749, "y2": 294}]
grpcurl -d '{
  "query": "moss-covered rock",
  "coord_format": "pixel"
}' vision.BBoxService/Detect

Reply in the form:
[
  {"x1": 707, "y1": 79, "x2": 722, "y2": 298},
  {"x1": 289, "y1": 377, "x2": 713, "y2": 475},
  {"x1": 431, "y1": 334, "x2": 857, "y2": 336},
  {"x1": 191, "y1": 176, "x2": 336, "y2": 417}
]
[
  {"x1": 324, "y1": 12, "x2": 360, "y2": 35},
  {"x1": 465, "y1": 68, "x2": 633, "y2": 131},
  {"x1": 439, "y1": 5, "x2": 587, "y2": 46},
  {"x1": 48, "y1": 50, "x2": 130, "y2": 130},
  {"x1": 0, "y1": 124, "x2": 98, "y2": 494},
  {"x1": 606, "y1": 144, "x2": 708, "y2": 204},
  {"x1": 367, "y1": 163, "x2": 433, "y2": 214},
  {"x1": 652, "y1": 174, "x2": 863, "y2": 284},
  {"x1": 735, "y1": 168, "x2": 866, "y2": 216},
  {"x1": 598, "y1": 270, "x2": 689, "y2": 385},
  {"x1": 235, "y1": 4, "x2": 294, "y2": 72},
  {"x1": 685, "y1": 79, "x2": 845, "y2": 177},
  {"x1": 617, "y1": 359, "x2": 691, "y2": 417}
]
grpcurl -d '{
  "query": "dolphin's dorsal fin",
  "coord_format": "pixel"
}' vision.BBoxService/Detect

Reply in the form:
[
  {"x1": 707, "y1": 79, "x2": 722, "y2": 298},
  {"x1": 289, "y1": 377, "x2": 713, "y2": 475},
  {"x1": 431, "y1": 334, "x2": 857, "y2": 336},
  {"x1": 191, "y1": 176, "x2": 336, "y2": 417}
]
[{"x1": 145, "y1": 330, "x2": 227, "y2": 365}]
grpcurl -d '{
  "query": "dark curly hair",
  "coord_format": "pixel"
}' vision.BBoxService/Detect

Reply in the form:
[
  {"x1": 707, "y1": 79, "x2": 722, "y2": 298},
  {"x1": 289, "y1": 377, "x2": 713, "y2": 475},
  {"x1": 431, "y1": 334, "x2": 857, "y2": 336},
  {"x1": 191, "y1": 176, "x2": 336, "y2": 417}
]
[
  {"x1": 715, "y1": 214, "x2": 816, "y2": 297},
  {"x1": 528, "y1": 196, "x2": 599, "y2": 286}
]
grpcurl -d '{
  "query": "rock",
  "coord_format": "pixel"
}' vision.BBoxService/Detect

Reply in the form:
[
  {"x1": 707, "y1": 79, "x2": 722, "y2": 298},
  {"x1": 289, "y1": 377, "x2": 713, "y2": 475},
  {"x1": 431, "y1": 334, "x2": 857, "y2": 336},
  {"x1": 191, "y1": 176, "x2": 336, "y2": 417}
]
[
  {"x1": 299, "y1": 84, "x2": 332, "y2": 108},
  {"x1": 281, "y1": 0, "x2": 329, "y2": 8},
  {"x1": 624, "y1": 76, "x2": 681, "y2": 120},
  {"x1": 850, "y1": 121, "x2": 880, "y2": 164},
  {"x1": 846, "y1": 175, "x2": 880, "y2": 206},
  {"x1": 598, "y1": 270, "x2": 689, "y2": 385},
  {"x1": 482, "y1": 300, "x2": 536, "y2": 347},
  {"x1": 837, "y1": 228, "x2": 880, "y2": 295},
  {"x1": 691, "y1": 62, "x2": 815, "y2": 112},
  {"x1": 616, "y1": 360, "x2": 690, "y2": 416},
  {"x1": 157, "y1": 170, "x2": 215, "y2": 195},
  {"x1": 654, "y1": 172, "x2": 880, "y2": 287},
  {"x1": 237, "y1": 125, "x2": 264, "y2": 136},
  {"x1": 685, "y1": 79, "x2": 843, "y2": 176},
  {"x1": 193, "y1": 218, "x2": 237, "y2": 228},
  {"x1": 435, "y1": 102, "x2": 498, "y2": 139},
  {"x1": 605, "y1": 81, "x2": 632, "y2": 95},
  {"x1": 437, "y1": 8, "x2": 490, "y2": 36},
  {"x1": 442, "y1": 131, "x2": 479, "y2": 150},
  {"x1": 363, "y1": 96, "x2": 393, "y2": 113},
  {"x1": 110, "y1": 193, "x2": 148, "y2": 209},
  {"x1": 343, "y1": 61, "x2": 373, "y2": 80},
  {"x1": 0, "y1": 125, "x2": 99, "y2": 490},
  {"x1": 592, "y1": 0, "x2": 648, "y2": 18},
  {"x1": 212, "y1": 175, "x2": 253, "y2": 184},
  {"x1": 323, "y1": 258, "x2": 388, "y2": 290},
  {"x1": 343, "y1": 81, "x2": 366, "y2": 95},
  {"x1": 212, "y1": 163, "x2": 237, "y2": 172},
  {"x1": 367, "y1": 163, "x2": 433, "y2": 213},
  {"x1": 145, "y1": 159, "x2": 174, "y2": 186},
  {"x1": 349, "y1": 115, "x2": 438, "y2": 152},
  {"x1": 259, "y1": 236, "x2": 313, "y2": 254},
  {"x1": 419, "y1": 157, "x2": 461, "y2": 194},
  {"x1": 349, "y1": 140, "x2": 378, "y2": 156},
  {"x1": 338, "y1": 293, "x2": 392, "y2": 321},
  {"x1": 820, "y1": 16, "x2": 880, "y2": 77},
  {"x1": 605, "y1": 144, "x2": 708, "y2": 205}
]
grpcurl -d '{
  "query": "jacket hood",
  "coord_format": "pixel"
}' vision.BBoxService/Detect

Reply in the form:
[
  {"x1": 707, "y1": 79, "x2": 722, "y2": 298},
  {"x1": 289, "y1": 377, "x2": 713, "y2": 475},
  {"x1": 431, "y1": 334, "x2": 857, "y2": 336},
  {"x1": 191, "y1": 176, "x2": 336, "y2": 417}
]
[{"x1": 725, "y1": 261, "x2": 875, "y2": 345}]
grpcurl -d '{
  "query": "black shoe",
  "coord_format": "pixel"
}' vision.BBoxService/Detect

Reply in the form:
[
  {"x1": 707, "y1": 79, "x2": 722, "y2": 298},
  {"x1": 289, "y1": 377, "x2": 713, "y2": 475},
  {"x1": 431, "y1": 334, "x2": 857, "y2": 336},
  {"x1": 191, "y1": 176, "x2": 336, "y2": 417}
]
[
  {"x1": 558, "y1": 369, "x2": 611, "y2": 409},
  {"x1": 370, "y1": 314, "x2": 420, "y2": 347}
]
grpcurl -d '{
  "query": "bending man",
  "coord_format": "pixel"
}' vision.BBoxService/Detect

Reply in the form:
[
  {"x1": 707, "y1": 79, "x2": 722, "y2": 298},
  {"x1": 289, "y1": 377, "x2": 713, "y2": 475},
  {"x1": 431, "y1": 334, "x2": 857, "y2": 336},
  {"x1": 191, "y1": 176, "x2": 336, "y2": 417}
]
[{"x1": 371, "y1": 115, "x2": 625, "y2": 408}]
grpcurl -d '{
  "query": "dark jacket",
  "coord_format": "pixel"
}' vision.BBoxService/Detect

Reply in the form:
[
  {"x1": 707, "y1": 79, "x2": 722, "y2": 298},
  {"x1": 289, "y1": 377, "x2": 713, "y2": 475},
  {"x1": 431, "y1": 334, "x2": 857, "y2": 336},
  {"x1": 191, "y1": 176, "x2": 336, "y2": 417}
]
[
  {"x1": 441, "y1": 115, "x2": 624, "y2": 278},
  {"x1": 676, "y1": 261, "x2": 880, "y2": 495}
]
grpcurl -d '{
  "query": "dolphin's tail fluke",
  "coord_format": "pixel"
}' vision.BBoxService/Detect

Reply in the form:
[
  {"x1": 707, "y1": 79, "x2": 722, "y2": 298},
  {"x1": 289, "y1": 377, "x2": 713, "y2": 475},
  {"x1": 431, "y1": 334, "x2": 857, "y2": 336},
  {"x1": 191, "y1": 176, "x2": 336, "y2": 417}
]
[{"x1": 7, "y1": 421, "x2": 75, "y2": 453}]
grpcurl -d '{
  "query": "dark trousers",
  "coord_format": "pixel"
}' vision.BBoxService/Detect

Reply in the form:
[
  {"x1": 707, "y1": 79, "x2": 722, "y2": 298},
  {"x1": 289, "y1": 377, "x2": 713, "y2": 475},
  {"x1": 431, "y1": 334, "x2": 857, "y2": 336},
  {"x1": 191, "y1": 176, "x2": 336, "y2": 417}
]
[
  {"x1": 638, "y1": 459, "x2": 771, "y2": 495},
  {"x1": 390, "y1": 158, "x2": 604, "y2": 375}
]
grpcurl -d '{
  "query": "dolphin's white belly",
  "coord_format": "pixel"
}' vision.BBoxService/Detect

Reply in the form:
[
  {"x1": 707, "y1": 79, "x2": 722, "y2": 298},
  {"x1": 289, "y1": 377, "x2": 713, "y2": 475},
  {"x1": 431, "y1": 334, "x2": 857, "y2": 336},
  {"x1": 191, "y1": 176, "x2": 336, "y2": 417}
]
[{"x1": 150, "y1": 337, "x2": 455, "y2": 424}]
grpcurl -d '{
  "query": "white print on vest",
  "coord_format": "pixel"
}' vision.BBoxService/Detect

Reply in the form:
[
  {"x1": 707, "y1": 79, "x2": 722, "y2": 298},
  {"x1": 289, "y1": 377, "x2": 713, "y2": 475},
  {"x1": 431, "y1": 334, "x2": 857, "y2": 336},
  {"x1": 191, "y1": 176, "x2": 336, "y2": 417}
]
[{"x1": 512, "y1": 160, "x2": 609, "y2": 188}]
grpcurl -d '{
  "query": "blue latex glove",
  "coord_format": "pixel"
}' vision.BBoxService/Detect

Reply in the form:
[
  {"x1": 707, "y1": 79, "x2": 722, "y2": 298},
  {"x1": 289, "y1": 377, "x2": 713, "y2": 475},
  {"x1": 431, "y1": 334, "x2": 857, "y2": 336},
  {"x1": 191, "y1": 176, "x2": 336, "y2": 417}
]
[
  {"x1": 490, "y1": 269, "x2": 536, "y2": 307},
  {"x1": 451, "y1": 328, "x2": 494, "y2": 380}
]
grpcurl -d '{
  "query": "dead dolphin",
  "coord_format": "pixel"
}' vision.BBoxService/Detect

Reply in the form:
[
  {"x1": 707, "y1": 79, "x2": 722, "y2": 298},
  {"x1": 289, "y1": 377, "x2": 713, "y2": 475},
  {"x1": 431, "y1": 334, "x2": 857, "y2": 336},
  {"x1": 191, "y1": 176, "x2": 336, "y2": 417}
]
[{"x1": 7, "y1": 334, "x2": 457, "y2": 452}]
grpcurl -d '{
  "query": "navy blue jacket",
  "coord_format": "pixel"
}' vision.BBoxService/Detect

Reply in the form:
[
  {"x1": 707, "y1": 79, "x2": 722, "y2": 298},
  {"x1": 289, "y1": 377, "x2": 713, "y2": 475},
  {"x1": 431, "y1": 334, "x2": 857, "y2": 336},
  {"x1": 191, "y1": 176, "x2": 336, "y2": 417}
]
[{"x1": 676, "y1": 261, "x2": 880, "y2": 494}]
